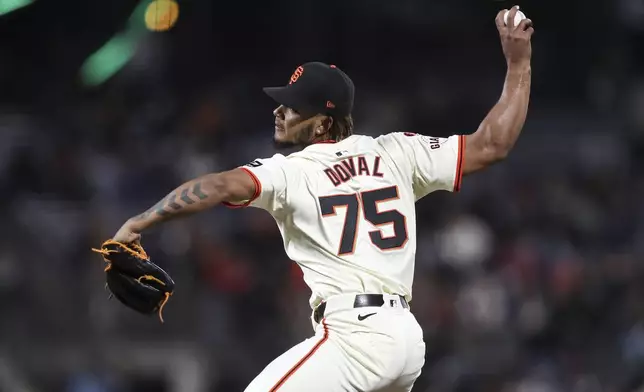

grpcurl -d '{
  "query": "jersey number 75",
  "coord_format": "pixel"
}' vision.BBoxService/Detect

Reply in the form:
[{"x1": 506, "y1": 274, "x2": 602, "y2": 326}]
[{"x1": 318, "y1": 186, "x2": 408, "y2": 256}]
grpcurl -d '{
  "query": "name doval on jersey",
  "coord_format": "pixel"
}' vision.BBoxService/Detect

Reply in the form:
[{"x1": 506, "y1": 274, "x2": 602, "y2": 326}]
[{"x1": 324, "y1": 156, "x2": 384, "y2": 186}]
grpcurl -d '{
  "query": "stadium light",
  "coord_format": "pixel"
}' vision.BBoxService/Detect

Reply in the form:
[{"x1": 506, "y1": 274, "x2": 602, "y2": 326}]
[
  {"x1": 0, "y1": 0, "x2": 34, "y2": 16},
  {"x1": 80, "y1": 33, "x2": 137, "y2": 86},
  {"x1": 80, "y1": 0, "x2": 178, "y2": 87}
]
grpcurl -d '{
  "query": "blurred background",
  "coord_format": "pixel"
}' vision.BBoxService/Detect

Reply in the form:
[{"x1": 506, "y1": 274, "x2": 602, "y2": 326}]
[{"x1": 1, "y1": 0, "x2": 644, "y2": 391}]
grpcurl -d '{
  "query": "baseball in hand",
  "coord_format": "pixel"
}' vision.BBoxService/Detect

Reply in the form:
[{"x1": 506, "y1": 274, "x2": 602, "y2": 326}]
[{"x1": 504, "y1": 9, "x2": 527, "y2": 27}]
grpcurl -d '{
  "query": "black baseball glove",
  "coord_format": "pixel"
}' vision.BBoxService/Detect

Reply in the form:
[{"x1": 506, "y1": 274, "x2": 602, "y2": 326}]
[{"x1": 92, "y1": 240, "x2": 174, "y2": 322}]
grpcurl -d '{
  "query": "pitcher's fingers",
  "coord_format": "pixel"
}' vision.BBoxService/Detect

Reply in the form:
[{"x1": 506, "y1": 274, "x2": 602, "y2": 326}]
[
  {"x1": 517, "y1": 18, "x2": 533, "y2": 32},
  {"x1": 507, "y1": 5, "x2": 520, "y2": 29},
  {"x1": 495, "y1": 9, "x2": 507, "y2": 31}
]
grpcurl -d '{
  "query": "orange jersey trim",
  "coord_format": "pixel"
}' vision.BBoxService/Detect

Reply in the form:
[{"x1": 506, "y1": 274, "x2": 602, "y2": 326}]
[
  {"x1": 222, "y1": 167, "x2": 262, "y2": 209},
  {"x1": 453, "y1": 135, "x2": 465, "y2": 192},
  {"x1": 269, "y1": 320, "x2": 329, "y2": 391}
]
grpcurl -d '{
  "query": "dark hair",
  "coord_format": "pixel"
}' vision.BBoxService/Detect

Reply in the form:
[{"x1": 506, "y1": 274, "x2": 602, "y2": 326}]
[{"x1": 329, "y1": 115, "x2": 354, "y2": 142}]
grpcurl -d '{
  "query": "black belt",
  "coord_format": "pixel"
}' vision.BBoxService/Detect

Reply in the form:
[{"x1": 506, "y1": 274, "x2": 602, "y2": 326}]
[{"x1": 314, "y1": 294, "x2": 409, "y2": 324}]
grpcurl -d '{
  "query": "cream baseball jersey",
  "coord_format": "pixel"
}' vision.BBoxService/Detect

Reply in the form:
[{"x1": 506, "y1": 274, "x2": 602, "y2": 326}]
[{"x1": 226, "y1": 132, "x2": 464, "y2": 308}]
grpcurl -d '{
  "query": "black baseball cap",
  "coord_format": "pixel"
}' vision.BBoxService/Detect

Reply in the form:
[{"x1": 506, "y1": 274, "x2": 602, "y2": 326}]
[{"x1": 263, "y1": 62, "x2": 355, "y2": 118}]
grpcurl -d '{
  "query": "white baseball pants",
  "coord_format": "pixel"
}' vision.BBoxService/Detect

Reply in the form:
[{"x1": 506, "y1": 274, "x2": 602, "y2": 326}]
[{"x1": 244, "y1": 294, "x2": 426, "y2": 392}]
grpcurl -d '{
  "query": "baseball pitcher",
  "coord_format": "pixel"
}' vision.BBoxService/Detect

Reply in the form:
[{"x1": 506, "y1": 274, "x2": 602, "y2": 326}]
[{"x1": 102, "y1": 7, "x2": 533, "y2": 391}]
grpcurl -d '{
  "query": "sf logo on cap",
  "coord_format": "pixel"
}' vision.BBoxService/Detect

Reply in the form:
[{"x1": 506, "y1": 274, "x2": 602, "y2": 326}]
[{"x1": 289, "y1": 66, "x2": 304, "y2": 84}]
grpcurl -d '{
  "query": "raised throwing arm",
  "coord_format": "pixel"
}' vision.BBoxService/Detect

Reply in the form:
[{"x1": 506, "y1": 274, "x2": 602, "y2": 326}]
[{"x1": 462, "y1": 6, "x2": 534, "y2": 175}]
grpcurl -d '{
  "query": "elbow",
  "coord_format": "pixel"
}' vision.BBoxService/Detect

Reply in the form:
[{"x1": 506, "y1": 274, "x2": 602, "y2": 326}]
[
  {"x1": 203, "y1": 173, "x2": 232, "y2": 199},
  {"x1": 464, "y1": 131, "x2": 512, "y2": 174},
  {"x1": 203, "y1": 169, "x2": 258, "y2": 205},
  {"x1": 480, "y1": 140, "x2": 511, "y2": 165},
  {"x1": 486, "y1": 128, "x2": 517, "y2": 162},
  {"x1": 477, "y1": 126, "x2": 511, "y2": 164},
  {"x1": 491, "y1": 144, "x2": 511, "y2": 162}
]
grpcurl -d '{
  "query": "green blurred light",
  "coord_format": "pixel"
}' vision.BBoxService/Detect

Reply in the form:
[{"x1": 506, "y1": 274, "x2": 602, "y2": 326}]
[
  {"x1": 128, "y1": 0, "x2": 153, "y2": 35},
  {"x1": 79, "y1": 0, "x2": 149, "y2": 86},
  {"x1": 0, "y1": 0, "x2": 34, "y2": 16},
  {"x1": 80, "y1": 33, "x2": 136, "y2": 86}
]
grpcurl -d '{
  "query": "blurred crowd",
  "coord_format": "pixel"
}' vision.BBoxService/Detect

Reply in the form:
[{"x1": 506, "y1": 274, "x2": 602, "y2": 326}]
[{"x1": 2, "y1": 0, "x2": 644, "y2": 391}]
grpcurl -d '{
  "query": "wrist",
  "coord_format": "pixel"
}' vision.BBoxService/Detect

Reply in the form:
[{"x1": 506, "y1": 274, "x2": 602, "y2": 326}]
[
  {"x1": 127, "y1": 217, "x2": 148, "y2": 233},
  {"x1": 507, "y1": 61, "x2": 531, "y2": 74}
]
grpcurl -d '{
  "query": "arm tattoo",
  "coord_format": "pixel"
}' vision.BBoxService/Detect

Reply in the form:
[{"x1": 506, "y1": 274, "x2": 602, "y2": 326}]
[
  {"x1": 192, "y1": 182, "x2": 208, "y2": 200},
  {"x1": 167, "y1": 193, "x2": 182, "y2": 210},
  {"x1": 133, "y1": 182, "x2": 210, "y2": 221},
  {"x1": 180, "y1": 188, "x2": 196, "y2": 204},
  {"x1": 133, "y1": 196, "x2": 169, "y2": 221}
]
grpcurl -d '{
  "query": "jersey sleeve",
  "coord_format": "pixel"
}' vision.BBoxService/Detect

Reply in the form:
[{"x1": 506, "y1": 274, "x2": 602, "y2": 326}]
[
  {"x1": 378, "y1": 132, "x2": 465, "y2": 200},
  {"x1": 222, "y1": 154, "x2": 290, "y2": 213}
]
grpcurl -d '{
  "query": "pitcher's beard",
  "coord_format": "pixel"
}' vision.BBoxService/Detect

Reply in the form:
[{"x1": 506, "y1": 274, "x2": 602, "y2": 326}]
[
  {"x1": 273, "y1": 139, "x2": 298, "y2": 150},
  {"x1": 273, "y1": 123, "x2": 316, "y2": 150}
]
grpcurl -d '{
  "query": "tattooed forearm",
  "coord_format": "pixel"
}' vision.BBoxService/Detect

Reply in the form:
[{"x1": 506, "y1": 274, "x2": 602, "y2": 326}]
[
  {"x1": 192, "y1": 182, "x2": 208, "y2": 200},
  {"x1": 141, "y1": 183, "x2": 209, "y2": 219},
  {"x1": 132, "y1": 196, "x2": 168, "y2": 221},
  {"x1": 132, "y1": 190, "x2": 179, "y2": 221},
  {"x1": 180, "y1": 188, "x2": 195, "y2": 204},
  {"x1": 124, "y1": 168, "x2": 257, "y2": 233},
  {"x1": 129, "y1": 180, "x2": 215, "y2": 230}
]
